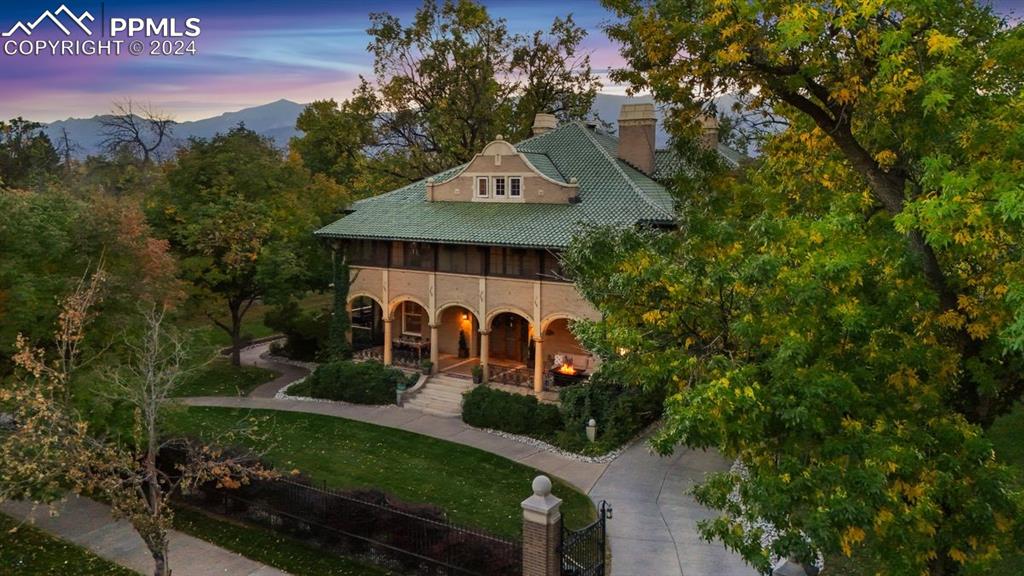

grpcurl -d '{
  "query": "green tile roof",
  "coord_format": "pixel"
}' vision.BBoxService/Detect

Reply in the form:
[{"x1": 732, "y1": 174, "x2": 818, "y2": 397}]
[{"x1": 316, "y1": 122, "x2": 695, "y2": 249}]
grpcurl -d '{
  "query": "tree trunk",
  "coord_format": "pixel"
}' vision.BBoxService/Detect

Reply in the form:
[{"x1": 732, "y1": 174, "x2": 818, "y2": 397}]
[
  {"x1": 229, "y1": 300, "x2": 243, "y2": 367},
  {"x1": 150, "y1": 545, "x2": 170, "y2": 576}
]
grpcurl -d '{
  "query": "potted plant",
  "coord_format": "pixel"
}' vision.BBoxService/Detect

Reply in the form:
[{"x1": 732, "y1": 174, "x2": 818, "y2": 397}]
[
  {"x1": 471, "y1": 364, "x2": 484, "y2": 384},
  {"x1": 419, "y1": 359, "x2": 434, "y2": 375},
  {"x1": 458, "y1": 331, "x2": 469, "y2": 358}
]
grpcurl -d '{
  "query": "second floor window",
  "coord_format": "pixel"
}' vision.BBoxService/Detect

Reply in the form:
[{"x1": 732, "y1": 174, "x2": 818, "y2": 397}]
[
  {"x1": 509, "y1": 177, "x2": 522, "y2": 197},
  {"x1": 476, "y1": 176, "x2": 489, "y2": 197},
  {"x1": 494, "y1": 176, "x2": 506, "y2": 197}
]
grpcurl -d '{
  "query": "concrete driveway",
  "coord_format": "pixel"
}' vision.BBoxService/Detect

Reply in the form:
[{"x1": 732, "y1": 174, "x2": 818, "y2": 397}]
[{"x1": 589, "y1": 440, "x2": 759, "y2": 576}]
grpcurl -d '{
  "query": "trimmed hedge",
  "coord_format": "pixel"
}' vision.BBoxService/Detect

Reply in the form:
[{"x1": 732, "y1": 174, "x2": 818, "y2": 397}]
[
  {"x1": 291, "y1": 360, "x2": 414, "y2": 405},
  {"x1": 461, "y1": 386, "x2": 562, "y2": 437},
  {"x1": 461, "y1": 375, "x2": 664, "y2": 455}
]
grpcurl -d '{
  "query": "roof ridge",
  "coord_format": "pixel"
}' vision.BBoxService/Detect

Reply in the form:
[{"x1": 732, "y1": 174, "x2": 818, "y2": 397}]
[{"x1": 573, "y1": 122, "x2": 674, "y2": 220}]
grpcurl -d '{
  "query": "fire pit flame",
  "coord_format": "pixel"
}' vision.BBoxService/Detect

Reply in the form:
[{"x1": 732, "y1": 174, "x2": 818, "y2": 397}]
[{"x1": 556, "y1": 362, "x2": 576, "y2": 375}]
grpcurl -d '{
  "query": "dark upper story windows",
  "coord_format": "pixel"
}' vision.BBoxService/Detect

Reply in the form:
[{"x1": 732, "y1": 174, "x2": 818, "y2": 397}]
[
  {"x1": 346, "y1": 239, "x2": 389, "y2": 267},
  {"x1": 438, "y1": 243, "x2": 485, "y2": 275},
  {"x1": 342, "y1": 239, "x2": 568, "y2": 282}
]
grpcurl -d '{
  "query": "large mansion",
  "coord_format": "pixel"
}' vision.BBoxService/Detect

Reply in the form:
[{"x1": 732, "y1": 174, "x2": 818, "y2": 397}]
[{"x1": 315, "y1": 102, "x2": 740, "y2": 396}]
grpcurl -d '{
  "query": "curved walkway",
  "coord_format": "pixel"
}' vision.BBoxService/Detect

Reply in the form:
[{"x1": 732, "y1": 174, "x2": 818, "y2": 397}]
[{"x1": 191, "y1": 342, "x2": 757, "y2": 576}]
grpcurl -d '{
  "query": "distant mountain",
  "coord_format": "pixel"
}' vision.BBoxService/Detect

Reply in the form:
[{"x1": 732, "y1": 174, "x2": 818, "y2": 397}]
[
  {"x1": 40, "y1": 94, "x2": 745, "y2": 160},
  {"x1": 42, "y1": 99, "x2": 306, "y2": 160}
]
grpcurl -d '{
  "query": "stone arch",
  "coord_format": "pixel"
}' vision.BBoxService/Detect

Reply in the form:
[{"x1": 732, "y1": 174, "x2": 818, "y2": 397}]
[
  {"x1": 437, "y1": 301, "x2": 480, "y2": 324},
  {"x1": 388, "y1": 295, "x2": 433, "y2": 325},
  {"x1": 485, "y1": 306, "x2": 535, "y2": 331},
  {"x1": 348, "y1": 291, "x2": 384, "y2": 310},
  {"x1": 540, "y1": 312, "x2": 582, "y2": 333}
]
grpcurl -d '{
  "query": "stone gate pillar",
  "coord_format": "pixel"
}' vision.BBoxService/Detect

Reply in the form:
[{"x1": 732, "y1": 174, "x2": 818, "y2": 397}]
[{"x1": 522, "y1": 475, "x2": 562, "y2": 576}]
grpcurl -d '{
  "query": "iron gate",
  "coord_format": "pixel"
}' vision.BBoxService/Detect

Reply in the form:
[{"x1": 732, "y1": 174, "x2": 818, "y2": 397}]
[{"x1": 560, "y1": 500, "x2": 610, "y2": 576}]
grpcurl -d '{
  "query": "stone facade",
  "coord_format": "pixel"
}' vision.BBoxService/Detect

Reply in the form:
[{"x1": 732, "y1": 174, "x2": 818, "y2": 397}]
[{"x1": 348, "y1": 264, "x2": 599, "y2": 392}]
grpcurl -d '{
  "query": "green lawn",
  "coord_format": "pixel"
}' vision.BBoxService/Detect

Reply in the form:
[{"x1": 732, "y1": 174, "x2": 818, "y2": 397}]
[
  {"x1": 172, "y1": 505, "x2": 391, "y2": 575},
  {"x1": 164, "y1": 407, "x2": 596, "y2": 538},
  {"x1": 0, "y1": 513, "x2": 139, "y2": 575},
  {"x1": 172, "y1": 359, "x2": 278, "y2": 398}
]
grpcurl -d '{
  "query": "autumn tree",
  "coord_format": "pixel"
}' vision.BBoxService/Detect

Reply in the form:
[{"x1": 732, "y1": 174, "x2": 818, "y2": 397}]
[
  {"x1": 563, "y1": 0, "x2": 1024, "y2": 574},
  {"x1": 1, "y1": 271, "x2": 271, "y2": 576},
  {"x1": 291, "y1": 0, "x2": 601, "y2": 188},
  {"x1": 154, "y1": 126, "x2": 347, "y2": 365},
  {"x1": 0, "y1": 187, "x2": 178, "y2": 374}
]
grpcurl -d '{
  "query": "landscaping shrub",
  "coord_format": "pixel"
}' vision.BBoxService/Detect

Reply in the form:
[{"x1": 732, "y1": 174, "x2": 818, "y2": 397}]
[
  {"x1": 291, "y1": 360, "x2": 414, "y2": 405},
  {"x1": 461, "y1": 386, "x2": 562, "y2": 437},
  {"x1": 265, "y1": 300, "x2": 330, "y2": 361},
  {"x1": 557, "y1": 373, "x2": 664, "y2": 453}
]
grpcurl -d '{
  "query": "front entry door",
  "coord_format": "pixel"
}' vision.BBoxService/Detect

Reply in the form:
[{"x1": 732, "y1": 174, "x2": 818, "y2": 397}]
[{"x1": 494, "y1": 313, "x2": 528, "y2": 362}]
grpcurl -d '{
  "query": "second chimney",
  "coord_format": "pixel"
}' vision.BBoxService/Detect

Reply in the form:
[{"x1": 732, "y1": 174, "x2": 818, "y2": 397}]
[
  {"x1": 532, "y1": 113, "x2": 558, "y2": 136},
  {"x1": 617, "y1": 103, "x2": 657, "y2": 175}
]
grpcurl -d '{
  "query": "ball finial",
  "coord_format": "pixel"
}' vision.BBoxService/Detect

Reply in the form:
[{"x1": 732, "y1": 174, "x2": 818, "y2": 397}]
[{"x1": 532, "y1": 475, "x2": 552, "y2": 497}]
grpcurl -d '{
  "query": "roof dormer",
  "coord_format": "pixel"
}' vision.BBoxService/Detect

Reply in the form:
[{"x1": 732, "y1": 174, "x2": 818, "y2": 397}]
[{"x1": 426, "y1": 135, "x2": 579, "y2": 204}]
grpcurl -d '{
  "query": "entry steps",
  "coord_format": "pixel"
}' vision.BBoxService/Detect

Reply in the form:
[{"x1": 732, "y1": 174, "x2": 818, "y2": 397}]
[{"x1": 401, "y1": 374, "x2": 474, "y2": 417}]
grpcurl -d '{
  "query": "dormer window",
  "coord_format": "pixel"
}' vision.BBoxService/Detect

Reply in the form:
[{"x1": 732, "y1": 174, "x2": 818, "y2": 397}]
[
  {"x1": 494, "y1": 176, "x2": 506, "y2": 197},
  {"x1": 509, "y1": 177, "x2": 522, "y2": 198},
  {"x1": 475, "y1": 176, "x2": 489, "y2": 197}
]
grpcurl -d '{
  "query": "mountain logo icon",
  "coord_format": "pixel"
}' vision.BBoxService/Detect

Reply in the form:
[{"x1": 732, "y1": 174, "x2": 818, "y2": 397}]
[{"x1": 2, "y1": 4, "x2": 95, "y2": 37}]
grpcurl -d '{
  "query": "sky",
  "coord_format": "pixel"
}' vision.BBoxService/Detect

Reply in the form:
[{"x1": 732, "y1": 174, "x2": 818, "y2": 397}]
[
  {"x1": 0, "y1": 0, "x2": 1019, "y2": 122},
  {"x1": 0, "y1": 0, "x2": 626, "y2": 122}
]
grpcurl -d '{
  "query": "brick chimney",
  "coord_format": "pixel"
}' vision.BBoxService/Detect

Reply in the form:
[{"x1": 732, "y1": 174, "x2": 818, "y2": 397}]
[
  {"x1": 532, "y1": 113, "x2": 558, "y2": 136},
  {"x1": 617, "y1": 103, "x2": 656, "y2": 175},
  {"x1": 700, "y1": 114, "x2": 720, "y2": 150}
]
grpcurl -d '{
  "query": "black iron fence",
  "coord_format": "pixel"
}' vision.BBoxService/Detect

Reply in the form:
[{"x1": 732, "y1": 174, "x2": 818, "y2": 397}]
[
  {"x1": 354, "y1": 346, "x2": 420, "y2": 369},
  {"x1": 491, "y1": 367, "x2": 533, "y2": 388},
  {"x1": 560, "y1": 500, "x2": 610, "y2": 576},
  {"x1": 163, "y1": 448, "x2": 521, "y2": 576}
]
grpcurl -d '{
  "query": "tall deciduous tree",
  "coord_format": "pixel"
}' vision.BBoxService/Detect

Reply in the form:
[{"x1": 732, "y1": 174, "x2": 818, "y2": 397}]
[
  {"x1": 565, "y1": 0, "x2": 1024, "y2": 573},
  {"x1": 0, "y1": 118, "x2": 60, "y2": 188},
  {"x1": 291, "y1": 0, "x2": 601, "y2": 188},
  {"x1": 155, "y1": 126, "x2": 346, "y2": 365},
  {"x1": 0, "y1": 187, "x2": 178, "y2": 373}
]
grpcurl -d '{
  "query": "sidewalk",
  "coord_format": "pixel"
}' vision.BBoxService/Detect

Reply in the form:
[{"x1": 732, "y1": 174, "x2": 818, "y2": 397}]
[{"x1": 1, "y1": 496, "x2": 288, "y2": 576}]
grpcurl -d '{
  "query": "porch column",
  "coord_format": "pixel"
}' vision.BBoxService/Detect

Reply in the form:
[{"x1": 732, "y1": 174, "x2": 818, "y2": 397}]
[
  {"x1": 479, "y1": 329, "x2": 491, "y2": 381},
  {"x1": 429, "y1": 323, "x2": 440, "y2": 374},
  {"x1": 383, "y1": 318, "x2": 393, "y2": 365},
  {"x1": 533, "y1": 337, "x2": 544, "y2": 395}
]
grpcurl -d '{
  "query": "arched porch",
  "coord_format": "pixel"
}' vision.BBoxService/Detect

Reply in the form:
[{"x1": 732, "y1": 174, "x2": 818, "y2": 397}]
[{"x1": 349, "y1": 294, "x2": 384, "y2": 353}]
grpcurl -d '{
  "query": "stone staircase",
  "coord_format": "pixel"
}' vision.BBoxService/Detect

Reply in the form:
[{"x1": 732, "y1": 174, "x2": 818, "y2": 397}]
[{"x1": 402, "y1": 374, "x2": 474, "y2": 417}]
